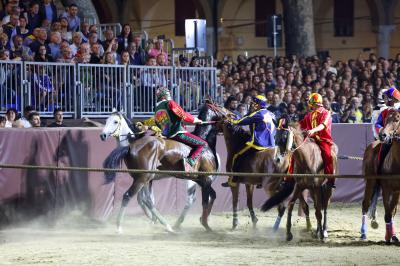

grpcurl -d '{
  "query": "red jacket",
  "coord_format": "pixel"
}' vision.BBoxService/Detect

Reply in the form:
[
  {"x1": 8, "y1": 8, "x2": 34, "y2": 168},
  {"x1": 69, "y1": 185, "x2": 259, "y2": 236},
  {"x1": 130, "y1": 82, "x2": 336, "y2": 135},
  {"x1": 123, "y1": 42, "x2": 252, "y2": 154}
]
[{"x1": 300, "y1": 106, "x2": 333, "y2": 144}]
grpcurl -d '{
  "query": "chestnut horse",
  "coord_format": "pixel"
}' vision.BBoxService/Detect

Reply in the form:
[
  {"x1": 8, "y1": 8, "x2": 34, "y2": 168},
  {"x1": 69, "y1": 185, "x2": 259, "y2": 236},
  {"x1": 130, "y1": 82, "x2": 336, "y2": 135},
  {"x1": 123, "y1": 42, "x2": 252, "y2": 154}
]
[
  {"x1": 261, "y1": 118, "x2": 338, "y2": 241},
  {"x1": 366, "y1": 109, "x2": 400, "y2": 244},
  {"x1": 211, "y1": 105, "x2": 291, "y2": 230}
]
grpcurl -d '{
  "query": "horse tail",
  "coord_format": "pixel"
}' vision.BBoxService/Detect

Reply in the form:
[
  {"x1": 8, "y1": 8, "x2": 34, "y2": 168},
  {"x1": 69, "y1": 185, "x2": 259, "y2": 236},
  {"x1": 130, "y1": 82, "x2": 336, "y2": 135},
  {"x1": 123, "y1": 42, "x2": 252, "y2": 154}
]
[
  {"x1": 261, "y1": 182, "x2": 295, "y2": 212},
  {"x1": 103, "y1": 146, "x2": 130, "y2": 184}
]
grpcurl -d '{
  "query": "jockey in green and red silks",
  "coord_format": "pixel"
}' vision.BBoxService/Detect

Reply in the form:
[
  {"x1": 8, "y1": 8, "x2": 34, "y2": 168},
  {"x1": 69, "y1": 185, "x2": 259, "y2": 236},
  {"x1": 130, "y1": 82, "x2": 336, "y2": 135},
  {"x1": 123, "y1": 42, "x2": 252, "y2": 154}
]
[{"x1": 154, "y1": 87, "x2": 206, "y2": 171}]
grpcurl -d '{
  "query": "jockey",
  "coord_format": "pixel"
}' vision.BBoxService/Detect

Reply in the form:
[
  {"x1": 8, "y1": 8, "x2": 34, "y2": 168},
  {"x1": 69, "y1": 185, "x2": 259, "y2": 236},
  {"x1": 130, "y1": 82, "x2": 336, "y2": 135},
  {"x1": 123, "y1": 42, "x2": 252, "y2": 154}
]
[
  {"x1": 374, "y1": 87, "x2": 400, "y2": 141},
  {"x1": 374, "y1": 87, "x2": 400, "y2": 173},
  {"x1": 371, "y1": 97, "x2": 387, "y2": 140},
  {"x1": 221, "y1": 95, "x2": 276, "y2": 188},
  {"x1": 154, "y1": 87, "x2": 207, "y2": 172},
  {"x1": 284, "y1": 92, "x2": 335, "y2": 188}
]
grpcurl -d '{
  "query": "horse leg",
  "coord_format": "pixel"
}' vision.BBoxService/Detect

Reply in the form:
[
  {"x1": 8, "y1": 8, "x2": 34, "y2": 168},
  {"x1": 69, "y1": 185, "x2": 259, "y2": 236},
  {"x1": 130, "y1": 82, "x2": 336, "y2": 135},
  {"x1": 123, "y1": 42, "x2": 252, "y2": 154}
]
[
  {"x1": 322, "y1": 185, "x2": 332, "y2": 238},
  {"x1": 140, "y1": 187, "x2": 174, "y2": 233},
  {"x1": 231, "y1": 184, "x2": 240, "y2": 230},
  {"x1": 388, "y1": 192, "x2": 400, "y2": 243},
  {"x1": 382, "y1": 188, "x2": 393, "y2": 244},
  {"x1": 246, "y1": 184, "x2": 258, "y2": 229},
  {"x1": 137, "y1": 185, "x2": 157, "y2": 224},
  {"x1": 173, "y1": 180, "x2": 197, "y2": 230},
  {"x1": 313, "y1": 188, "x2": 324, "y2": 241},
  {"x1": 117, "y1": 180, "x2": 145, "y2": 234},
  {"x1": 299, "y1": 194, "x2": 312, "y2": 232},
  {"x1": 272, "y1": 203, "x2": 286, "y2": 233},
  {"x1": 369, "y1": 183, "x2": 381, "y2": 229},
  {"x1": 360, "y1": 179, "x2": 377, "y2": 240},
  {"x1": 200, "y1": 181, "x2": 213, "y2": 232},
  {"x1": 286, "y1": 188, "x2": 299, "y2": 241}
]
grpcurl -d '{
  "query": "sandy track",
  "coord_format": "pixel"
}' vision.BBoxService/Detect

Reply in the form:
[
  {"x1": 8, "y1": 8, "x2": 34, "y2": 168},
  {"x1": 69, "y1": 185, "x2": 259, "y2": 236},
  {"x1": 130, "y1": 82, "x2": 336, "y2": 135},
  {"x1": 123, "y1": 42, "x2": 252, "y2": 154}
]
[{"x1": 0, "y1": 203, "x2": 399, "y2": 266}]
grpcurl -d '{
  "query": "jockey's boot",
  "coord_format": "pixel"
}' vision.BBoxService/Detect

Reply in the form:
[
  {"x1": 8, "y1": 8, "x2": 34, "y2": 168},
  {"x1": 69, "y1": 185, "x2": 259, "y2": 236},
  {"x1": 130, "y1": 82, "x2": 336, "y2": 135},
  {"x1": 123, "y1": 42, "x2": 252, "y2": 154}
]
[{"x1": 221, "y1": 177, "x2": 238, "y2": 188}]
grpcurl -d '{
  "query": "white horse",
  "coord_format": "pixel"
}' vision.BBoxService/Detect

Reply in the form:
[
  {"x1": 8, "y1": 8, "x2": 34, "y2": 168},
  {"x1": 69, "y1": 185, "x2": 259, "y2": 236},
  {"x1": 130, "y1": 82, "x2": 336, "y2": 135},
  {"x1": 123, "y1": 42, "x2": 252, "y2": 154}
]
[{"x1": 100, "y1": 111, "x2": 219, "y2": 232}]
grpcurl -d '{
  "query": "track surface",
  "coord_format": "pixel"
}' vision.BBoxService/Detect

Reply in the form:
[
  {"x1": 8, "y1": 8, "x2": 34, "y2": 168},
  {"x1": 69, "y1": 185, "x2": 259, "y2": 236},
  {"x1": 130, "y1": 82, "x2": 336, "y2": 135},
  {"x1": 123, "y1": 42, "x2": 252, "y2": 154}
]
[{"x1": 0, "y1": 203, "x2": 399, "y2": 265}]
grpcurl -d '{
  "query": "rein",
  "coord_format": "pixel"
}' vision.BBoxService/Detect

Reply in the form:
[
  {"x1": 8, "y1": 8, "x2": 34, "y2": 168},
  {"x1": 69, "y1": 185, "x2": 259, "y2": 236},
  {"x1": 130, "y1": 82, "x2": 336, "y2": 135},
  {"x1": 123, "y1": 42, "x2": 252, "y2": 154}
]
[{"x1": 279, "y1": 125, "x2": 309, "y2": 153}]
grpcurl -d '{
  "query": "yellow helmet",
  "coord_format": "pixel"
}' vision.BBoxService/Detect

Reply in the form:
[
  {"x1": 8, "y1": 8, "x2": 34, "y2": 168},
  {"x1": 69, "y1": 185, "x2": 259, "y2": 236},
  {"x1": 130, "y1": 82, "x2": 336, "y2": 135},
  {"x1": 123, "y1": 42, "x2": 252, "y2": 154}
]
[
  {"x1": 308, "y1": 93, "x2": 323, "y2": 107},
  {"x1": 252, "y1": 95, "x2": 267, "y2": 108}
]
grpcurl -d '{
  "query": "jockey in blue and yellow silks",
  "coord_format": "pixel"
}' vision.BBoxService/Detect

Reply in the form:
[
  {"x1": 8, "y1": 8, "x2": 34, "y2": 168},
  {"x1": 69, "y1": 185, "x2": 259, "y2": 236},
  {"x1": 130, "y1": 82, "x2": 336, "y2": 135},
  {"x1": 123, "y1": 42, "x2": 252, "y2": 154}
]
[{"x1": 222, "y1": 95, "x2": 276, "y2": 187}]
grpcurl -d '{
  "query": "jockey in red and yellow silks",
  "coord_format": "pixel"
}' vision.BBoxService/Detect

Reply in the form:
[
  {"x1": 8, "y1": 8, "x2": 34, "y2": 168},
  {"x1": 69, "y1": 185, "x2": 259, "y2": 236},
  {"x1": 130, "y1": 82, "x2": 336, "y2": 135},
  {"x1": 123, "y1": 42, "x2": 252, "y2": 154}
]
[
  {"x1": 285, "y1": 92, "x2": 335, "y2": 188},
  {"x1": 154, "y1": 87, "x2": 206, "y2": 172}
]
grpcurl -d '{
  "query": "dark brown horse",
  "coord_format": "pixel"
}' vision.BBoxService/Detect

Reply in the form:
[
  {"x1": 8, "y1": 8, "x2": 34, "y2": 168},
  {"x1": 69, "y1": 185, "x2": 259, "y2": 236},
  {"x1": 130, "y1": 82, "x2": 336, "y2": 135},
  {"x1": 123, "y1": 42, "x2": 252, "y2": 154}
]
[
  {"x1": 103, "y1": 105, "x2": 219, "y2": 233},
  {"x1": 211, "y1": 106, "x2": 290, "y2": 230},
  {"x1": 367, "y1": 109, "x2": 400, "y2": 244},
  {"x1": 261, "y1": 118, "x2": 338, "y2": 241}
]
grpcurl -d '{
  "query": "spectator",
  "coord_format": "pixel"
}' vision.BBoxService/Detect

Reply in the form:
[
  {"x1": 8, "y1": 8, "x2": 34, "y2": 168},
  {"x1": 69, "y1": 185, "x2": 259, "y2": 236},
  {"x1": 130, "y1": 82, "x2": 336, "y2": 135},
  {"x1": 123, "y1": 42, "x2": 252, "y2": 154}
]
[
  {"x1": 5, "y1": 108, "x2": 18, "y2": 128},
  {"x1": 148, "y1": 38, "x2": 167, "y2": 65},
  {"x1": 0, "y1": 2, "x2": 15, "y2": 22},
  {"x1": 0, "y1": 116, "x2": 6, "y2": 128},
  {"x1": 322, "y1": 97, "x2": 340, "y2": 123},
  {"x1": 57, "y1": 44, "x2": 74, "y2": 63},
  {"x1": 48, "y1": 31, "x2": 62, "y2": 60},
  {"x1": 59, "y1": 17, "x2": 72, "y2": 42},
  {"x1": 105, "y1": 37, "x2": 120, "y2": 64},
  {"x1": 342, "y1": 97, "x2": 363, "y2": 123},
  {"x1": 34, "y1": 44, "x2": 53, "y2": 62},
  {"x1": 120, "y1": 50, "x2": 130, "y2": 66},
  {"x1": 156, "y1": 53, "x2": 166, "y2": 66},
  {"x1": 127, "y1": 42, "x2": 142, "y2": 65},
  {"x1": 362, "y1": 103, "x2": 373, "y2": 123},
  {"x1": 117, "y1": 23, "x2": 133, "y2": 53},
  {"x1": 47, "y1": 108, "x2": 65, "y2": 127},
  {"x1": 74, "y1": 43, "x2": 91, "y2": 63},
  {"x1": 62, "y1": 4, "x2": 80, "y2": 32},
  {"x1": 16, "y1": 105, "x2": 35, "y2": 128},
  {"x1": 79, "y1": 21, "x2": 90, "y2": 42},
  {"x1": 2, "y1": 13, "x2": 19, "y2": 41},
  {"x1": 0, "y1": 33, "x2": 10, "y2": 50},
  {"x1": 287, "y1": 103, "x2": 299, "y2": 122},
  {"x1": 224, "y1": 95, "x2": 241, "y2": 117},
  {"x1": 39, "y1": 0, "x2": 57, "y2": 24},
  {"x1": 89, "y1": 43, "x2": 102, "y2": 64},
  {"x1": 69, "y1": 32, "x2": 82, "y2": 56},
  {"x1": 103, "y1": 51, "x2": 115, "y2": 64},
  {"x1": 10, "y1": 34, "x2": 33, "y2": 60},
  {"x1": 26, "y1": 2, "x2": 42, "y2": 32},
  {"x1": 17, "y1": 16, "x2": 30, "y2": 40},
  {"x1": 88, "y1": 32, "x2": 103, "y2": 55},
  {"x1": 23, "y1": 27, "x2": 41, "y2": 47},
  {"x1": 101, "y1": 29, "x2": 114, "y2": 51},
  {"x1": 29, "y1": 28, "x2": 50, "y2": 56},
  {"x1": 132, "y1": 35, "x2": 146, "y2": 64},
  {"x1": 237, "y1": 103, "x2": 248, "y2": 117},
  {"x1": 28, "y1": 111, "x2": 41, "y2": 127}
]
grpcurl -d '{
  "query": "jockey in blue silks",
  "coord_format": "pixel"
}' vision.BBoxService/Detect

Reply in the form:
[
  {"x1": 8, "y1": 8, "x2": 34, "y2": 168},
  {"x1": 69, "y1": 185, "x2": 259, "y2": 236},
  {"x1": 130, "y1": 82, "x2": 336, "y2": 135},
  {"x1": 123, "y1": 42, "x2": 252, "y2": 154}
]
[{"x1": 222, "y1": 95, "x2": 276, "y2": 187}]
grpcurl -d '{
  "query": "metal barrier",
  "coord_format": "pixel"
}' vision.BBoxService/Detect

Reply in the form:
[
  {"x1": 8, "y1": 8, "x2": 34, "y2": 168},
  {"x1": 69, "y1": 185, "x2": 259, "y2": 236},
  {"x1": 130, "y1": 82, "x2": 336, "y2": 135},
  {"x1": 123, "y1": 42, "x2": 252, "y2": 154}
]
[
  {"x1": 128, "y1": 65, "x2": 173, "y2": 116},
  {"x1": 175, "y1": 66, "x2": 219, "y2": 113},
  {"x1": 24, "y1": 61, "x2": 76, "y2": 117},
  {"x1": 78, "y1": 64, "x2": 127, "y2": 117},
  {"x1": 0, "y1": 61, "x2": 219, "y2": 118},
  {"x1": 0, "y1": 60, "x2": 23, "y2": 114},
  {"x1": 97, "y1": 23, "x2": 122, "y2": 42},
  {"x1": 171, "y1": 48, "x2": 206, "y2": 66}
]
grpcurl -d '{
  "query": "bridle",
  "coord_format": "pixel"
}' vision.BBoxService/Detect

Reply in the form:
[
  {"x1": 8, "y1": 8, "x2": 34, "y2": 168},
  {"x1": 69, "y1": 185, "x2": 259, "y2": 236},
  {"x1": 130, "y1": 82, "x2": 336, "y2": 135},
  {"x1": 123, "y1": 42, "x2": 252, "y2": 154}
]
[
  {"x1": 277, "y1": 121, "x2": 309, "y2": 153},
  {"x1": 109, "y1": 113, "x2": 134, "y2": 143}
]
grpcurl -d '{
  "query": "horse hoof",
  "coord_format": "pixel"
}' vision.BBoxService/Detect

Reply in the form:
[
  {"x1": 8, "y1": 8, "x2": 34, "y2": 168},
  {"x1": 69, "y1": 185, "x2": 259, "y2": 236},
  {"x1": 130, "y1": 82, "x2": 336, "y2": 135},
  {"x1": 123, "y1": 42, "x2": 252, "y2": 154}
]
[
  {"x1": 165, "y1": 224, "x2": 176, "y2": 234},
  {"x1": 286, "y1": 232, "x2": 293, "y2": 241},
  {"x1": 392, "y1": 236, "x2": 399, "y2": 243},
  {"x1": 116, "y1": 227, "x2": 123, "y2": 234},
  {"x1": 371, "y1": 220, "x2": 379, "y2": 229},
  {"x1": 172, "y1": 223, "x2": 182, "y2": 231},
  {"x1": 323, "y1": 230, "x2": 329, "y2": 238},
  {"x1": 360, "y1": 234, "x2": 367, "y2": 241}
]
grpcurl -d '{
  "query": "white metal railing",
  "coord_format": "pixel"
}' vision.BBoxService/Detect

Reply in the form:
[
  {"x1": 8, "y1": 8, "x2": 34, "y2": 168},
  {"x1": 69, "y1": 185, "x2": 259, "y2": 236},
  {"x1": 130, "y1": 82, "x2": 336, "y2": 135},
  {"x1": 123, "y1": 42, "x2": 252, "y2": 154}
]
[{"x1": 0, "y1": 60, "x2": 220, "y2": 118}]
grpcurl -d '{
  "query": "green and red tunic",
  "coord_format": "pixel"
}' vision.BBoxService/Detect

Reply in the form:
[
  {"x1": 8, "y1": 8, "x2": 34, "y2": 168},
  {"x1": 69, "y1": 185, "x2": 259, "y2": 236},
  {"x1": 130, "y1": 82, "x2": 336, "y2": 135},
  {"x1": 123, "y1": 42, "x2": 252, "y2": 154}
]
[{"x1": 154, "y1": 100, "x2": 195, "y2": 138}]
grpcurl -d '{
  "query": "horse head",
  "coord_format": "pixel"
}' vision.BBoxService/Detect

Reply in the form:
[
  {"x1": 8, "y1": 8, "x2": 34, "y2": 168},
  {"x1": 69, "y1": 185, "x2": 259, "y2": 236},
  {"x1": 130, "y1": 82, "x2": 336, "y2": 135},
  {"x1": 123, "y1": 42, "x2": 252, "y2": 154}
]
[
  {"x1": 381, "y1": 109, "x2": 400, "y2": 142},
  {"x1": 100, "y1": 111, "x2": 134, "y2": 143},
  {"x1": 275, "y1": 115, "x2": 295, "y2": 156}
]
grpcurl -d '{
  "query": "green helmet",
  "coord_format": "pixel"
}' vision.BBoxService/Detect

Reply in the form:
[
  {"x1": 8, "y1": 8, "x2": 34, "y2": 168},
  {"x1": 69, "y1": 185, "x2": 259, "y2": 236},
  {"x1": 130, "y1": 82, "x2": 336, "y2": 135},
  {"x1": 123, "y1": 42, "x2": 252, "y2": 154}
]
[{"x1": 156, "y1": 87, "x2": 171, "y2": 101}]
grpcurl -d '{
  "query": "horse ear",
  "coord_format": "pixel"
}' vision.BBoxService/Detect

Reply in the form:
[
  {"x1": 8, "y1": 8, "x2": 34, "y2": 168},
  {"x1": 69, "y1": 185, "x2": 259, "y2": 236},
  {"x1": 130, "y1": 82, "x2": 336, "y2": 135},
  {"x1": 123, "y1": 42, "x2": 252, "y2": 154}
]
[{"x1": 112, "y1": 107, "x2": 117, "y2": 113}]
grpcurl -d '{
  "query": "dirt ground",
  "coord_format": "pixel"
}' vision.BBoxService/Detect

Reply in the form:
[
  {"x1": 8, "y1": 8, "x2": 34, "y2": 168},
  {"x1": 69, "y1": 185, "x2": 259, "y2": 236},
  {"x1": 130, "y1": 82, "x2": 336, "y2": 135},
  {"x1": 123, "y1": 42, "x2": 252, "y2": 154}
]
[{"x1": 0, "y1": 203, "x2": 399, "y2": 266}]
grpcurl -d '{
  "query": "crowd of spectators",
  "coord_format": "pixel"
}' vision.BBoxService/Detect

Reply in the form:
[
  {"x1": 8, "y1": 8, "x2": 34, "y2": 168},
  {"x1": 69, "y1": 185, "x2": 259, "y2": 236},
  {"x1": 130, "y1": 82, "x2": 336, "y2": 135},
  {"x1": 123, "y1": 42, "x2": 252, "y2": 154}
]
[
  {"x1": 217, "y1": 53, "x2": 400, "y2": 123},
  {"x1": 0, "y1": 0, "x2": 178, "y2": 66}
]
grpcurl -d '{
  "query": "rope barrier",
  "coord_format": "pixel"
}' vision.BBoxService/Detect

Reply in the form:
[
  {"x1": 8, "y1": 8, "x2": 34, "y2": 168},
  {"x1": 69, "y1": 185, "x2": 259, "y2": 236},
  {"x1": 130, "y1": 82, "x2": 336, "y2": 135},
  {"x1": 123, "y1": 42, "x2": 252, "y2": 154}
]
[
  {"x1": 337, "y1": 155, "x2": 364, "y2": 161},
  {"x1": 0, "y1": 163, "x2": 399, "y2": 180}
]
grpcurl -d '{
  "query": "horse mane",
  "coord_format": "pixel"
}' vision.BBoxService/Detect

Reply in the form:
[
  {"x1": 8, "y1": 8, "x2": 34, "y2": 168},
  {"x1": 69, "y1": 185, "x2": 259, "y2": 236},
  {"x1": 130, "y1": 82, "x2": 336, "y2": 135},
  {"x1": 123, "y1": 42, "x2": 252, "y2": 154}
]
[{"x1": 226, "y1": 123, "x2": 251, "y2": 146}]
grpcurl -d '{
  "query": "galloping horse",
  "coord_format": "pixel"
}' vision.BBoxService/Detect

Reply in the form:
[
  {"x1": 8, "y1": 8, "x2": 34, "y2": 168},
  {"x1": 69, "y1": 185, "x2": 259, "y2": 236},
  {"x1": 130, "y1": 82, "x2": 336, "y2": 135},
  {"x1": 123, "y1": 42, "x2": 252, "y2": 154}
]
[
  {"x1": 261, "y1": 117, "x2": 338, "y2": 241},
  {"x1": 210, "y1": 105, "x2": 290, "y2": 230},
  {"x1": 366, "y1": 109, "x2": 400, "y2": 244},
  {"x1": 101, "y1": 104, "x2": 219, "y2": 232}
]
